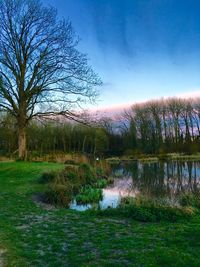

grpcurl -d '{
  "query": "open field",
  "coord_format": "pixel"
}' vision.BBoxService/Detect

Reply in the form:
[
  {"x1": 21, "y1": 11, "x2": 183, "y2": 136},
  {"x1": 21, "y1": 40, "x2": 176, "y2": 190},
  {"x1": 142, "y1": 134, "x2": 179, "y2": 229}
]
[{"x1": 1, "y1": 162, "x2": 200, "y2": 266}]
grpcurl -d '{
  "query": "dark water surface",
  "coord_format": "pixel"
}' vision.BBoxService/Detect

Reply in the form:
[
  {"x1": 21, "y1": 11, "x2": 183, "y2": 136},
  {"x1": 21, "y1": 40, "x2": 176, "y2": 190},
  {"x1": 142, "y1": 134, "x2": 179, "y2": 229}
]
[{"x1": 70, "y1": 161, "x2": 200, "y2": 211}]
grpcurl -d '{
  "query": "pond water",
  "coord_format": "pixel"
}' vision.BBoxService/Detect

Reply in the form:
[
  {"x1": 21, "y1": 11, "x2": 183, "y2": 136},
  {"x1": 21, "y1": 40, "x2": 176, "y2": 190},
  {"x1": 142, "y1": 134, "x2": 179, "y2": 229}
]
[{"x1": 70, "y1": 161, "x2": 200, "y2": 211}]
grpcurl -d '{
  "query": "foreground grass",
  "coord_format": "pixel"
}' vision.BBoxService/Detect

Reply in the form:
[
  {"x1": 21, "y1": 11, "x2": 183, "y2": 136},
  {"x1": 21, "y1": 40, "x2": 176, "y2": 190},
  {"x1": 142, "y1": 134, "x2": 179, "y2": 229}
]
[{"x1": 1, "y1": 162, "x2": 200, "y2": 266}]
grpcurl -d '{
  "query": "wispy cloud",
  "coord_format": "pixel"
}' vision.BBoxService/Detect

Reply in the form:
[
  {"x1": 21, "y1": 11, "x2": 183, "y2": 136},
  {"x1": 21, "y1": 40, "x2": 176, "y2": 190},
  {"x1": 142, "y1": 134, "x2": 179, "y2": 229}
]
[{"x1": 176, "y1": 90, "x2": 200, "y2": 99}]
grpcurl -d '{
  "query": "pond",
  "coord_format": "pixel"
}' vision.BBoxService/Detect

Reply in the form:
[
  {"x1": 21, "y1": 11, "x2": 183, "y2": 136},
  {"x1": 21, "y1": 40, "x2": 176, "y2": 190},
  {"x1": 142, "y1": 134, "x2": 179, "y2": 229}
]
[{"x1": 70, "y1": 161, "x2": 200, "y2": 211}]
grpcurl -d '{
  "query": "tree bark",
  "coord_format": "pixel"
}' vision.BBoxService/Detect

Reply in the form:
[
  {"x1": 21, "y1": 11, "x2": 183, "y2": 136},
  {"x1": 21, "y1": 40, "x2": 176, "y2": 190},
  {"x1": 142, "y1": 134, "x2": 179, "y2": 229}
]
[{"x1": 18, "y1": 126, "x2": 27, "y2": 160}]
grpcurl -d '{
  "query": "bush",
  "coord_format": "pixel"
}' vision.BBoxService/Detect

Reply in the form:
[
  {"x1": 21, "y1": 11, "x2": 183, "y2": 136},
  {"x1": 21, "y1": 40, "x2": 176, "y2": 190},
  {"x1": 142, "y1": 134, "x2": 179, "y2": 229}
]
[
  {"x1": 45, "y1": 183, "x2": 73, "y2": 207},
  {"x1": 41, "y1": 163, "x2": 110, "y2": 207}
]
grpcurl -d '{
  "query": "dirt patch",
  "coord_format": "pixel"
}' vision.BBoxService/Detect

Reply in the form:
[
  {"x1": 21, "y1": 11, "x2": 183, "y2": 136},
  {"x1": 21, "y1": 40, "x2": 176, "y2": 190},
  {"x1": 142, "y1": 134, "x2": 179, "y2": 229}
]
[
  {"x1": 0, "y1": 157, "x2": 14, "y2": 162},
  {"x1": 0, "y1": 249, "x2": 6, "y2": 267},
  {"x1": 32, "y1": 194, "x2": 57, "y2": 211}
]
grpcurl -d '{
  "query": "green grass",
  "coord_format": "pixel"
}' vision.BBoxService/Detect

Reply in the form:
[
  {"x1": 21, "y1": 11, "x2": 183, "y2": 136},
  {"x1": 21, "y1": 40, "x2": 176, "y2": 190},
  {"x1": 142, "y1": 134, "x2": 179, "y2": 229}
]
[
  {"x1": 1, "y1": 162, "x2": 200, "y2": 266},
  {"x1": 106, "y1": 153, "x2": 200, "y2": 164},
  {"x1": 158, "y1": 153, "x2": 200, "y2": 161},
  {"x1": 169, "y1": 153, "x2": 200, "y2": 161},
  {"x1": 138, "y1": 157, "x2": 159, "y2": 163}
]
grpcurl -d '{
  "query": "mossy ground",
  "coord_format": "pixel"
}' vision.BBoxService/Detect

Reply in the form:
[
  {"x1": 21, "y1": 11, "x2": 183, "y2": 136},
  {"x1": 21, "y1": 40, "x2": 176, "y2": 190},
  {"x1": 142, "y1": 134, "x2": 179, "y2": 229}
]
[{"x1": 1, "y1": 162, "x2": 200, "y2": 266}]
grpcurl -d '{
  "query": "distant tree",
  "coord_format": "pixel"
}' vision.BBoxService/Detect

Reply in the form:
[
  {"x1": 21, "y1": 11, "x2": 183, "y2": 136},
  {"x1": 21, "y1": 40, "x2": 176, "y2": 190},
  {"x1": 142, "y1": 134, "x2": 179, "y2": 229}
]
[
  {"x1": 94, "y1": 128, "x2": 109, "y2": 156},
  {"x1": 0, "y1": 0, "x2": 101, "y2": 159}
]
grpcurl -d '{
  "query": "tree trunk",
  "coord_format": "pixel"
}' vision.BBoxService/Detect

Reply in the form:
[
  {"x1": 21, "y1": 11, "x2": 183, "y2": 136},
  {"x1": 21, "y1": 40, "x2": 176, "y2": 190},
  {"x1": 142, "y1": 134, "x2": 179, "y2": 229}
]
[{"x1": 18, "y1": 126, "x2": 27, "y2": 160}]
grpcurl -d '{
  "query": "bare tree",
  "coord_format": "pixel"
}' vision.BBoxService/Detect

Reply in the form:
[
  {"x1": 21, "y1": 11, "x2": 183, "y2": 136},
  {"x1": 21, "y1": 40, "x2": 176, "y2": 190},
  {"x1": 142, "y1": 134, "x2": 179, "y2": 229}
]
[{"x1": 0, "y1": 0, "x2": 102, "y2": 159}]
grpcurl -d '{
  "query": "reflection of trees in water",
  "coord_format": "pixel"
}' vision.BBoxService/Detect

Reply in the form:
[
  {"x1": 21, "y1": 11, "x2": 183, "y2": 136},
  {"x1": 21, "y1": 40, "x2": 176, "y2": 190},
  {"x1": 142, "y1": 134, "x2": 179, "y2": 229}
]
[
  {"x1": 112, "y1": 161, "x2": 200, "y2": 199},
  {"x1": 165, "y1": 161, "x2": 200, "y2": 197}
]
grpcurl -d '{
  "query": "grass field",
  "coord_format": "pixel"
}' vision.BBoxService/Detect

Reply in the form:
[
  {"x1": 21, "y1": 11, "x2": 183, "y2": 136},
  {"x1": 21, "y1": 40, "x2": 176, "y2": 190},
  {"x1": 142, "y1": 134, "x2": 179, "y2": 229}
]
[{"x1": 1, "y1": 162, "x2": 200, "y2": 266}]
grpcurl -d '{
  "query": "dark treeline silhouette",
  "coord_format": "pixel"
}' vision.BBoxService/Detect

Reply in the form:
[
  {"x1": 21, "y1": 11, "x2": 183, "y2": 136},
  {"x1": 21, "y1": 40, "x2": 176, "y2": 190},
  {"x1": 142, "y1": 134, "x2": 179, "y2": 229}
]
[
  {"x1": 121, "y1": 97, "x2": 200, "y2": 154},
  {"x1": 0, "y1": 116, "x2": 109, "y2": 157},
  {"x1": 0, "y1": 97, "x2": 200, "y2": 157}
]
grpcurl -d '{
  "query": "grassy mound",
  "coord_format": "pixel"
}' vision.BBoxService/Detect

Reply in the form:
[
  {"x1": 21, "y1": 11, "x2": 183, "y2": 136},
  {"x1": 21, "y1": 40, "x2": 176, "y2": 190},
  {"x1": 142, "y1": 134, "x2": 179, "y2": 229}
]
[{"x1": 40, "y1": 163, "x2": 109, "y2": 207}]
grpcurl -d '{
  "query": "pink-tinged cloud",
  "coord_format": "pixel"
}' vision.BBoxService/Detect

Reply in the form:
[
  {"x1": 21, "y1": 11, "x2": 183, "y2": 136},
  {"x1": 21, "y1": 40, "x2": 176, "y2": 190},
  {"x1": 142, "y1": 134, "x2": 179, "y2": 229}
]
[
  {"x1": 176, "y1": 90, "x2": 200, "y2": 99},
  {"x1": 89, "y1": 90, "x2": 200, "y2": 118},
  {"x1": 97, "y1": 103, "x2": 131, "y2": 113},
  {"x1": 89, "y1": 103, "x2": 132, "y2": 119}
]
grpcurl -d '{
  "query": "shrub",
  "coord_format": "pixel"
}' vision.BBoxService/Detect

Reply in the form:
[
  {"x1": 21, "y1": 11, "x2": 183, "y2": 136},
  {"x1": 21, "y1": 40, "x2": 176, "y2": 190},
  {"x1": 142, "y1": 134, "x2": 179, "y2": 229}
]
[
  {"x1": 78, "y1": 163, "x2": 96, "y2": 184},
  {"x1": 95, "y1": 167, "x2": 104, "y2": 177},
  {"x1": 39, "y1": 171, "x2": 57, "y2": 184},
  {"x1": 45, "y1": 183, "x2": 73, "y2": 207},
  {"x1": 42, "y1": 167, "x2": 79, "y2": 207}
]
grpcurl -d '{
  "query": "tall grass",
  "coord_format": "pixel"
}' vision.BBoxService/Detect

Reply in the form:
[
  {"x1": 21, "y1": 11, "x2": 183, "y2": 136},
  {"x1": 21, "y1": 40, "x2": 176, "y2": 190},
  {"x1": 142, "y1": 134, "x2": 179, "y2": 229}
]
[
  {"x1": 179, "y1": 193, "x2": 200, "y2": 208},
  {"x1": 29, "y1": 152, "x2": 92, "y2": 164},
  {"x1": 93, "y1": 195, "x2": 196, "y2": 222}
]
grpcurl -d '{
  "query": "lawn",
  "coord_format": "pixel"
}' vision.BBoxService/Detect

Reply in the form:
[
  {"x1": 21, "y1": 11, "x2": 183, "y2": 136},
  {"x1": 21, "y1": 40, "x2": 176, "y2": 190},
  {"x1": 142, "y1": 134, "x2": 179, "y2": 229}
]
[{"x1": 0, "y1": 162, "x2": 200, "y2": 266}]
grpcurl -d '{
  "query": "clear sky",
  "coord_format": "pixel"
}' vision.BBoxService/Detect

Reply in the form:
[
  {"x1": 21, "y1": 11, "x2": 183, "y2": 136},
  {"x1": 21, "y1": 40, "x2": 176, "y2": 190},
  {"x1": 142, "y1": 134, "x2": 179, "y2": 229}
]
[{"x1": 43, "y1": 0, "x2": 200, "y2": 109}]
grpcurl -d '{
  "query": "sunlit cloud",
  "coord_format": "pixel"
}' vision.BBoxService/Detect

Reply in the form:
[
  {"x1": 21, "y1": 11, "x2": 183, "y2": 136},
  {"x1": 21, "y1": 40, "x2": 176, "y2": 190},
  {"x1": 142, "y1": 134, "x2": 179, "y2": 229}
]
[
  {"x1": 175, "y1": 90, "x2": 200, "y2": 99},
  {"x1": 89, "y1": 89, "x2": 200, "y2": 118}
]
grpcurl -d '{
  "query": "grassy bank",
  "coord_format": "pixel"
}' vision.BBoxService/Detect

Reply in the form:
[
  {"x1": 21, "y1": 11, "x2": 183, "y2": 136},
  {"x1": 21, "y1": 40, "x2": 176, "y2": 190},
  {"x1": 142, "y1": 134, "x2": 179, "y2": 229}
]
[
  {"x1": 41, "y1": 163, "x2": 109, "y2": 207},
  {"x1": 106, "y1": 153, "x2": 200, "y2": 164},
  {"x1": 1, "y1": 162, "x2": 200, "y2": 266}
]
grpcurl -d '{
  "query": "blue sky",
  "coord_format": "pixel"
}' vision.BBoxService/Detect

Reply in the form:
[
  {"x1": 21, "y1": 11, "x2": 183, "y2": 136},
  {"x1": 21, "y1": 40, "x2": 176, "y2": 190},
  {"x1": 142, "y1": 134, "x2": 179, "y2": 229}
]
[{"x1": 43, "y1": 0, "x2": 200, "y2": 108}]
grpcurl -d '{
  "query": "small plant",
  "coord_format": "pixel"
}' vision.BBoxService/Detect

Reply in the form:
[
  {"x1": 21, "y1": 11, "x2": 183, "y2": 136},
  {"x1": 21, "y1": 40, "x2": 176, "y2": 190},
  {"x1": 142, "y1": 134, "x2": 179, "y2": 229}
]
[
  {"x1": 76, "y1": 186, "x2": 103, "y2": 204},
  {"x1": 95, "y1": 179, "x2": 108, "y2": 188}
]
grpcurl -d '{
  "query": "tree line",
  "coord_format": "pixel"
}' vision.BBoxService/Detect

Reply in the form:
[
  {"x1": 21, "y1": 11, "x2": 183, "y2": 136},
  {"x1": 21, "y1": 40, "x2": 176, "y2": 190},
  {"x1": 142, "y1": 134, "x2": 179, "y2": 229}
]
[
  {"x1": 0, "y1": 116, "x2": 109, "y2": 157},
  {"x1": 121, "y1": 97, "x2": 200, "y2": 154},
  {"x1": 0, "y1": 97, "x2": 199, "y2": 158}
]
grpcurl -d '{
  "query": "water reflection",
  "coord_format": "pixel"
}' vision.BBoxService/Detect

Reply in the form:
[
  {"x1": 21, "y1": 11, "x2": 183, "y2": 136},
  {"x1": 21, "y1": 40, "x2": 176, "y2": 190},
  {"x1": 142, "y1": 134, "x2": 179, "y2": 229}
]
[
  {"x1": 117, "y1": 161, "x2": 200, "y2": 199},
  {"x1": 70, "y1": 161, "x2": 200, "y2": 211}
]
